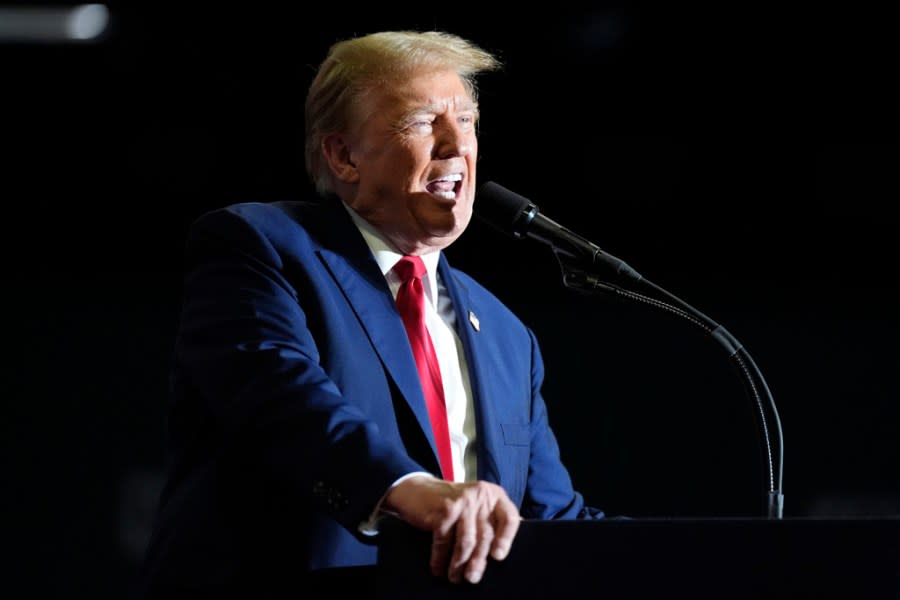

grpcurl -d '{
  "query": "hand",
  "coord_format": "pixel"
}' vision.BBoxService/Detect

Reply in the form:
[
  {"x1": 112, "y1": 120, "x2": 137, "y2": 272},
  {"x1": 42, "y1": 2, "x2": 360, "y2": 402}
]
[{"x1": 383, "y1": 475, "x2": 521, "y2": 584}]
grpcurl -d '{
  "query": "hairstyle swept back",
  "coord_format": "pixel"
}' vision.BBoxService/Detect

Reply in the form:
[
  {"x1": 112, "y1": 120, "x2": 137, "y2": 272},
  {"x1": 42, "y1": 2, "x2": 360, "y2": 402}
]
[{"x1": 304, "y1": 30, "x2": 501, "y2": 196}]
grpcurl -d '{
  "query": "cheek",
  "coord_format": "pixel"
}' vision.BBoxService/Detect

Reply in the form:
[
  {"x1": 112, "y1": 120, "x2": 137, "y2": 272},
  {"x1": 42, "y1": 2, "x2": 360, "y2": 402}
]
[
  {"x1": 383, "y1": 141, "x2": 430, "y2": 177},
  {"x1": 410, "y1": 139, "x2": 437, "y2": 164}
]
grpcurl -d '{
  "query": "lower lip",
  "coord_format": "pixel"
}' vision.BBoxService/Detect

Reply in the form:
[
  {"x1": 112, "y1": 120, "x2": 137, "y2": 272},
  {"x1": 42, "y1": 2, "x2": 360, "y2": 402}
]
[{"x1": 429, "y1": 190, "x2": 458, "y2": 203}]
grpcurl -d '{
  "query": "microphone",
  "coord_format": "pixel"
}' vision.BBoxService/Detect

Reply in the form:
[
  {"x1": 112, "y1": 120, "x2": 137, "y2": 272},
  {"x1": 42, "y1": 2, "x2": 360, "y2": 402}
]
[
  {"x1": 475, "y1": 181, "x2": 643, "y2": 283},
  {"x1": 475, "y1": 181, "x2": 784, "y2": 518}
]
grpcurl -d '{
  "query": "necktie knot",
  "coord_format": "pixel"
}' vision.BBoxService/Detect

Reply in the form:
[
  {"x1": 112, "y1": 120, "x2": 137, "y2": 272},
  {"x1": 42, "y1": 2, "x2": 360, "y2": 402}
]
[{"x1": 393, "y1": 255, "x2": 426, "y2": 283}]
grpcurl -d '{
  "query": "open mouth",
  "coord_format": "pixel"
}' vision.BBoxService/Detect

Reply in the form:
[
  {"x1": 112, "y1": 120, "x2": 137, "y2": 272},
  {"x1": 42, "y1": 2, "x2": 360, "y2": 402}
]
[{"x1": 426, "y1": 174, "x2": 463, "y2": 200}]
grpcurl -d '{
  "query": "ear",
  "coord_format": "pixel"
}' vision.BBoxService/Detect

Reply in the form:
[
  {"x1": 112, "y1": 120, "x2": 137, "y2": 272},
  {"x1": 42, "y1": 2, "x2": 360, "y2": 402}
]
[{"x1": 321, "y1": 134, "x2": 360, "y2": 184}]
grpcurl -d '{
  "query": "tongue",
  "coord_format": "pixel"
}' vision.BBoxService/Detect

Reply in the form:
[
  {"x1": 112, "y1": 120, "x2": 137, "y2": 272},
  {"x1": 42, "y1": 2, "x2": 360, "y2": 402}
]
[{"x1": 428, "y1": 180, "x2": 455, "y2": 193}]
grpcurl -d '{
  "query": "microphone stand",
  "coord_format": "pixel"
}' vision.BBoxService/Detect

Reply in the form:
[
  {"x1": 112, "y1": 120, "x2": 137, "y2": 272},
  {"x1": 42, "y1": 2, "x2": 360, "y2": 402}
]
[{"x1": 558, "y1": 257, "x2": 784, "y2": 519}]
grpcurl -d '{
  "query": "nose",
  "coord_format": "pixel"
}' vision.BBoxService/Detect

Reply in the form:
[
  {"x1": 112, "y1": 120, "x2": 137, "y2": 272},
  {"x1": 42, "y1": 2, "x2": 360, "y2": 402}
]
[{"x1": 434, "y1": 120, "x2": 473, "y2": 159}]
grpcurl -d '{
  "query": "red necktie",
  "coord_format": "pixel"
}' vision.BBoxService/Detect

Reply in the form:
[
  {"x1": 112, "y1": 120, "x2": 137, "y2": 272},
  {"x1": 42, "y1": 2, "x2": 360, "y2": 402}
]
[{"x1": 393, "y1": 256, "x2": 454, "y2": 481}]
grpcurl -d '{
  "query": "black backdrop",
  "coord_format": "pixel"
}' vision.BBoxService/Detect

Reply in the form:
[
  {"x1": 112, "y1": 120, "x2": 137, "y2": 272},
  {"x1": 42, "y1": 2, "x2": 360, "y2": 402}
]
[{"x1": 4, "y1": 3, "x2": 898, "y2": 597}]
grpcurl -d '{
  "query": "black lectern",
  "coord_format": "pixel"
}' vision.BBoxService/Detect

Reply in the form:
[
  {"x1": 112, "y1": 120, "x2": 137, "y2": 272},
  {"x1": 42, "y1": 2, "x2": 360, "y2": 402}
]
[{"x1": 314, "y1": 517, "x2": 900, "y2": 598}]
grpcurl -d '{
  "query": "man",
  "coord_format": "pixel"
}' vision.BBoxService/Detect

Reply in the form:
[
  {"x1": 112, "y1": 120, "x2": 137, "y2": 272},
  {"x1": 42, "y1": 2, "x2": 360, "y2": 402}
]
[{"x1": 137, "y1": 30, "x2": 604, "y2": 597}]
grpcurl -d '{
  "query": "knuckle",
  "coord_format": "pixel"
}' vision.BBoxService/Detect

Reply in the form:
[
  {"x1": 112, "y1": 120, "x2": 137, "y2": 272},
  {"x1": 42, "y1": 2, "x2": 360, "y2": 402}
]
[
  {"x1": 479, "y1": 527, "x2": 495, "y2": 543},
  {"x1": 458, "y1": 533, "x2": 477, "y2": 552}
]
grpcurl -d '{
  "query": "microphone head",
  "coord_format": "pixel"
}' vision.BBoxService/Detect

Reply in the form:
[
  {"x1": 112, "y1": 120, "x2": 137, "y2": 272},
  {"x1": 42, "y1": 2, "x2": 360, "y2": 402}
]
[{"x1": 475, "y1": 181, "x2": 537, "y2": 237}]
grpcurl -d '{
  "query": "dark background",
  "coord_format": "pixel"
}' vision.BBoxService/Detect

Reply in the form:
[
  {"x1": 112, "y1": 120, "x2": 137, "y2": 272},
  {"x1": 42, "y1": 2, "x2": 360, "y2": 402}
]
[{"x1": 3, "y1": 3, "x2": 898, "y2": 597}]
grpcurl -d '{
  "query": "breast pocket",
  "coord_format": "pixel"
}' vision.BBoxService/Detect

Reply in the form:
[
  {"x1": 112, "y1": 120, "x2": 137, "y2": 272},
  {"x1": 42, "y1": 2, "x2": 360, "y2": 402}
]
[{"x1": 500, "y1": 423, "x2": 531, "y2": 446}]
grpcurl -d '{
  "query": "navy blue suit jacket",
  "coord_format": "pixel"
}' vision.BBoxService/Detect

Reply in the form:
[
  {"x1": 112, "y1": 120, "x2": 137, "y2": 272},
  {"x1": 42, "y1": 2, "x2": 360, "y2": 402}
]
[{"x1": 137, "y1": 198, "x2": 602, "y2": 596}]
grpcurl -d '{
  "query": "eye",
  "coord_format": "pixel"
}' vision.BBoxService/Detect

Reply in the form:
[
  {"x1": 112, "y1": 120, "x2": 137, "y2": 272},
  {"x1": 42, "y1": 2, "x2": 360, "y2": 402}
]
[
  {"x1": 403, "y1": 115, "x2": 435, "y2": 133},
  {"x1": 404, "y1": 122, "x2": 432, "y2": 136},
  {"x1": 458, "y1": 113, "x2": 477, "y2": 130}
]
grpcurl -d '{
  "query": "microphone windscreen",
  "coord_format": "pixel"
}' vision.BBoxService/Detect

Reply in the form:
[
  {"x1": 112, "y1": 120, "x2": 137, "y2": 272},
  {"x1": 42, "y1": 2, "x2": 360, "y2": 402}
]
[{"x1": 474, "y1": 181, "x2": 533, "y2": 234}]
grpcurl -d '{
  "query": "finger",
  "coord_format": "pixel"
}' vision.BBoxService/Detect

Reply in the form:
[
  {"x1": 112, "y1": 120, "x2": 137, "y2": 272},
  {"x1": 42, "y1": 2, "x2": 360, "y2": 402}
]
[
  {"x1": 448, "y1": 501, "x2": 477, "y2": 583},
  {"x1": 464, "y1": 502, "x2": 493, "y2": 584},
  {"x1": 489, "y1": 496, "x2": 521, "y2": 561},
  {"x1": 430, "y1": 529, "x2": 454, "y2": 577},
  {"x1": 430, "y1": 492, "x2": 464, "y2": 577}
]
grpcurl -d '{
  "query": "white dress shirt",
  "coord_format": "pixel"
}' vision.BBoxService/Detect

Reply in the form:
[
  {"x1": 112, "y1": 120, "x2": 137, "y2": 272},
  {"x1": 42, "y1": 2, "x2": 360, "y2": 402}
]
[{"x1": 343, "y1": 203, "x2": 478, "y2": 483}]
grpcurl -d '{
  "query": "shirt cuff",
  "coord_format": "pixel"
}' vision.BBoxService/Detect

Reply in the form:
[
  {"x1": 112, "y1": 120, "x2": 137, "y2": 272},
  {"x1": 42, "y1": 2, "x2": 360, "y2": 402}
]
[{"x1": 357, "y1": 471, "x2": 436, "y2": 536}]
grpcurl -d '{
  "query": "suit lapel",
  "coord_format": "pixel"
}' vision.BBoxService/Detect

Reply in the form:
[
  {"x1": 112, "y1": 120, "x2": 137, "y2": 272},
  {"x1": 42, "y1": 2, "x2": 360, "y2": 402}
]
[
  {"x1": 313, "y1": 203, "x2": 439, "y2": 462},
  {"x1": 438, "y1": 256, "x2": 503, "y2": 485}
]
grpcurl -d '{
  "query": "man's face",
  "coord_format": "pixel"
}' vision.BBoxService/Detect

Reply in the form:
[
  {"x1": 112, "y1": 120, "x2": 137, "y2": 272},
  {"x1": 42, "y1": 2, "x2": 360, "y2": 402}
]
[{"x1": 343, "y1": 69, "x2": 479, "y2": 255}]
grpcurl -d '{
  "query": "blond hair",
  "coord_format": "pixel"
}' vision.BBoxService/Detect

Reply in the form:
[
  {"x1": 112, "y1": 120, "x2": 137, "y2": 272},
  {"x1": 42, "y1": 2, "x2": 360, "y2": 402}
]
[{"x1": 304, "y1": 30, "x2": 501, "y2": 195}]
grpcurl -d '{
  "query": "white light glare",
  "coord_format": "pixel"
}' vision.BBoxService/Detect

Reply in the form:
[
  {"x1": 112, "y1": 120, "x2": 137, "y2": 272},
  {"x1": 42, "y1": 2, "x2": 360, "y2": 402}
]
[
  {"x1": 67, "y1": 4, "x2": 109, "y2": 40},
  {"x1": 0, "y1": 4, "x2": 110, "y2": 43}
]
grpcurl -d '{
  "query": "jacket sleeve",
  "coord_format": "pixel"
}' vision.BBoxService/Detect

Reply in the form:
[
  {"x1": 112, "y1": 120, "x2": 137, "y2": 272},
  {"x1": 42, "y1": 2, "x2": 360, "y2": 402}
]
[
  {"x1": 171, "y1": 207, "x2": 424, "y2": 534},
  {"x1": 520, "y1": 327, "x2": 607, "y2": 520}
]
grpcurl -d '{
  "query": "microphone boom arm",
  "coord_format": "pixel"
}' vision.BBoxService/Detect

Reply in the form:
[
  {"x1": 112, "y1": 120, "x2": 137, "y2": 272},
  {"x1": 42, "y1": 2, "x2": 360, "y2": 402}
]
[
  {"x1": 472, "y1": 180, "x2": 783, "y2": 518},
  {"x1": 561, "y1": 261, "x2": 785, "y2": 519}
]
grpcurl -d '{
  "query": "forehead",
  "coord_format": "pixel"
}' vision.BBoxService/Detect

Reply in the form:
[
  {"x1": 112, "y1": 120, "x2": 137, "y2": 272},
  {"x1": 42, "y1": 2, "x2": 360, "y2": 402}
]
[{"x1": 369, "y1": 70, "x2": 475, "y2": 114}]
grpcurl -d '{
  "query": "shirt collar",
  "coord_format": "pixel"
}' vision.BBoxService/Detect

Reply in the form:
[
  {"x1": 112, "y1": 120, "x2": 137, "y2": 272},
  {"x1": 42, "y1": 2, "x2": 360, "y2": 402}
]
[{"x1": 342, "y1": 201, "x2": 441, "y2": 306}]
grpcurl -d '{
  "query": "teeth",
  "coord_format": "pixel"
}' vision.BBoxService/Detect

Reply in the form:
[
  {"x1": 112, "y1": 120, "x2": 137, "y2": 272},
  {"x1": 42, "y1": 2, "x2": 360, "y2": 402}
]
[
  {"x1": 432, "y1": 173, "x2": 462, "y2": 183},
  {"x1": 427, "y1": 173, "x2": 461, "y2": 200}
]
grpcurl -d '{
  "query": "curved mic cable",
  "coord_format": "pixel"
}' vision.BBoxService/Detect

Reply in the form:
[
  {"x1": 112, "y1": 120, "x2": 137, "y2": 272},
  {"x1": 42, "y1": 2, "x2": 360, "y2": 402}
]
[{"x1": 475, "y1": 180, "x2": 785, "y2": 518}]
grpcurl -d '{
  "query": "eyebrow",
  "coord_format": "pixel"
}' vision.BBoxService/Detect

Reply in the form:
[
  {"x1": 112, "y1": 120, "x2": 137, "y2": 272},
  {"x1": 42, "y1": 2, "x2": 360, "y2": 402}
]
[{"x1": 399, "y1": 99, "x2": 480, "y2": 122}]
